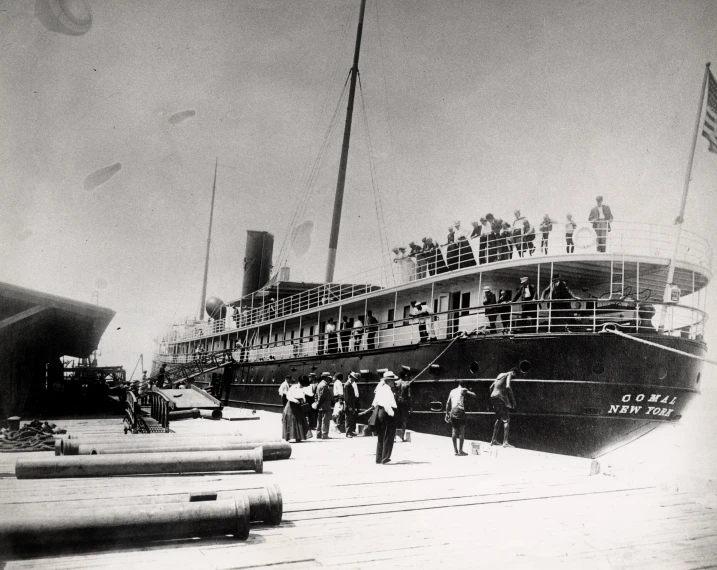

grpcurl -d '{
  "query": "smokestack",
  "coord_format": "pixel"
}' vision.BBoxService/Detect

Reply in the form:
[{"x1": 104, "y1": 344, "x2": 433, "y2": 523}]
[{"x1": 242, "y1": 231, "x2": 274, "y2": 297}]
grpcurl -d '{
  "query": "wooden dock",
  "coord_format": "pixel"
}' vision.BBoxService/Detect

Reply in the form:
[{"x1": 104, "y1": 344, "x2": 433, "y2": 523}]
[{"x1": 1, "y1": 411, "x2": 716, "y2": 569}]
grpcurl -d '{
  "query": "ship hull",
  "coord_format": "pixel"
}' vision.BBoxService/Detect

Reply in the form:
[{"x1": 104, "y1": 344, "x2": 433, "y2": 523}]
[{"x1": 192, "y1": 333, "x2": 704, "y2": 458}]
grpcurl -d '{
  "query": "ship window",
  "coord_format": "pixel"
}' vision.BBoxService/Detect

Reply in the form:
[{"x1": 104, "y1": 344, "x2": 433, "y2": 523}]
[
  {"x1": 658, "y1": 368, "x2": 667, "y2": 380},
  {"x1": 386, "y1": 308, "x2": 394, "y2": 329},
  {"x1": 430, "y1": 401, "x2": 443, "y2": 412},
  {"x1": 434, "y1": 299, "x2": 439, "y2": 314},
  {"x1": 469, "y1": 361, "x2": 480, "y2": 374},
  {"x1": 403, "y1": 305, "x2": 410, "y2": 325},
  {"x1": 519, "y1": 360, "x2": 531, "y2": 374},
  {"x1": 461, "y1": 292, "x2": 471, "y2": 317}
]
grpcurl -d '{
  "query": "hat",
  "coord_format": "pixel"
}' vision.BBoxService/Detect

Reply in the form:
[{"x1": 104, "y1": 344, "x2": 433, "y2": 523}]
[
  {"x1": 382, "y1": 371, "x2": 398, "y2": 381},
  {"x1": 552, "y1": 273, "x2": 561, "y2": 280},
  {"x1": 596, "y1": 195, "x2": 603, "y2": 201},
  {"x1": 334, "y1": 373, "x2": 344, "y2": 380},
  {"x1": 284, "y1": 375, "x2": 292, "y2": 380},
  {"x1": 483, "y1": 285, "x2": 491, "y2": 290},
  {"x1": 520, "y1": 277, "x2": 528, "y2": 283},
  {"x1": 320, "y1": 372, "x2": 332, "y2": 378},
  {"x1": 349, "y1": 371, "x2": 361, "y2": 380}
]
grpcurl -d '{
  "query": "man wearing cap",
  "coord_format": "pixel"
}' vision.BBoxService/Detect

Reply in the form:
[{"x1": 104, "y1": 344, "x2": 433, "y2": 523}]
[
  {"x1": 446, "y1": 379, "x2": 477, "y2": 455},
  {"x1": 513, "y1": 277, "x2": 537, "y2": 331},
  {"x1": 344, "y1": 371, "x2": 361, "y2": 437},
  {"x1": 541, "y1": 274, "x2": 579, "y2": 331},
  {"x1": 314, "y1": 372, "x2": 333, "y2": 439},
  {"x1": 372, "y1": 371, "x2": 399, "y2": 464},
  {"x1": 588, "y1": 196, "x2": 613, "y2": 253},
  {"x1": 483, "y1": 286, "x2": 498, "y2": 332}
]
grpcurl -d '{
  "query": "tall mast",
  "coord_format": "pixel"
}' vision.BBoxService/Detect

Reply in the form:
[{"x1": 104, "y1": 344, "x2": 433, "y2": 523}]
[
  {"x1": 199, "y1": 158, "x2": 219, "y2": 320},
  {"x1": 324, "y1": 0, "x2": 367, "y2": 283}
]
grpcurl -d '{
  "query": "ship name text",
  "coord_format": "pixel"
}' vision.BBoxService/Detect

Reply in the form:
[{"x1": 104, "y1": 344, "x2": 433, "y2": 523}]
[{"x1": 607, "y1": 393, "x2": 678, "y2": 417}]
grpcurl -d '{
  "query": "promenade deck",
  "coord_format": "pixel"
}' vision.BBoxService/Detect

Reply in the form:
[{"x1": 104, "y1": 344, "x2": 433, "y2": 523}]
[{"x1": 1, "y1": 411, "x2": 715, "y2": 569}]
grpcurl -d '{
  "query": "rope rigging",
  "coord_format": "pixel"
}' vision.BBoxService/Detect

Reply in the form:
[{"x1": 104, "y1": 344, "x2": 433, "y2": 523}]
[
  {"x1": 601, "y1": 326, "x2": 717, "y2": 366},
  {"x1": 358, "y1": 73, "x2": 395, "y2": 285}
]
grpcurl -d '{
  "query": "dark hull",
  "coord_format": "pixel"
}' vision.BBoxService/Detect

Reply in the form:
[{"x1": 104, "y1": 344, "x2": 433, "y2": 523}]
[{"x1": 193, "y1": 333, "x2": 704, "y2": 458}]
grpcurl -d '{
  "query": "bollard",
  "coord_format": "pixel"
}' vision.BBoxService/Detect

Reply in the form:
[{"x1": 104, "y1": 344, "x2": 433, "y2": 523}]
[
  {"x1": 17, "y1": 447, "x2": 263, "y2": 479},
  {"x1": 81, "y1": 440, "x2": 291, "y2": 461},
  {"x1": 7, "y1": 417, "x2": 21, "y2": 431},
  {"x1": 0, "y1": 496, "x2": 250, "y2": 551},
  {"x1": 3, "y1": 483, "x2": 283, "y2": 526}
]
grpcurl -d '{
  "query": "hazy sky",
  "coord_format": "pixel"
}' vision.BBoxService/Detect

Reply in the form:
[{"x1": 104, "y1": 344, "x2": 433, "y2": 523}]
[{"x1": 1, "y1": 0, "x2": 716, "y2": 375}]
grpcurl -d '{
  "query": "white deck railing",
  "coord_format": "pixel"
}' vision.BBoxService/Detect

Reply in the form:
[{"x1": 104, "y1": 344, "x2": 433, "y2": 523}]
[
  {"x1": 160, "y1": 221, "x2": 712, "y2": 345},
  {"x1": 154, "y1": 299, "x2": 707, "y2": 366}
]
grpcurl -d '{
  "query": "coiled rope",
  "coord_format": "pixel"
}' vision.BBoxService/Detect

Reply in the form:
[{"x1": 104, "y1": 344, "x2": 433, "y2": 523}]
[{"x1": 0, "y1": 420, "x2": 66, "y2": 452}]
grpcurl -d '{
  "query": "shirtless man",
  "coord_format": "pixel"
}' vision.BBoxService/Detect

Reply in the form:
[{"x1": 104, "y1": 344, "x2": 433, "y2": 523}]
[{"x1": 490, "y1": 367, "x2": 518, "y2": 447}]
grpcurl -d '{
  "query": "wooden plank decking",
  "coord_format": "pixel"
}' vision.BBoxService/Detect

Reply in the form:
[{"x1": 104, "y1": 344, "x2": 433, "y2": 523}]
[{"x1": 1, "y1": 411, "x2": 715, "y2": 569}]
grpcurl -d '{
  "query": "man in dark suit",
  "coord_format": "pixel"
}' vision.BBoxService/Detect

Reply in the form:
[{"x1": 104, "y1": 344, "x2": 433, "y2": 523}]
[
  {"x1": 483, "y1": 286, "x2": 498, "y2": 332},
  {"x1": 588, "y1": 195, "x2": 613, "y2": 253},
  {"x1": 513, "y1": 276, "x2": 537, "y2": 331},
  {"x1": 541, "y1": 273, "x2": 579, "y2": 331}
]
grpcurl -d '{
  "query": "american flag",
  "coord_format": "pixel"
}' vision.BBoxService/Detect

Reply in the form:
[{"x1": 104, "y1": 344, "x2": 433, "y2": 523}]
[{"x1": 703, "y1": 68, "x2": 717, "y2": 154}]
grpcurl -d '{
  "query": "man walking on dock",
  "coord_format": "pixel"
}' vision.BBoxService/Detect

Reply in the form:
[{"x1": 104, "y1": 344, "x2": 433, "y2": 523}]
[
  {"x1": 372, "y1": 371, "x2": 399, "y2": 464},
  {"x1": 446, "y1": 379, "x2": 476, "y2": 455},
  {"x1": 315, "y1": 372, "x2": 333, "y2": 439},
  {"x1": 344, "y1": 371, "x2": 360, "y2": 437},
  {"x1": 490, "y1": 368, "x2": 518, "y2": 448}
]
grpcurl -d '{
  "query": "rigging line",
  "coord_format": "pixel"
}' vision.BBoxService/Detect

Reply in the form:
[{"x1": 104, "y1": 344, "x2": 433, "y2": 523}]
[
  {"x1": 274, "y1": 3, "x2": 359, "y2": 271},
  {"x1": 358, "y1": 75, "x2": 395, "y2": 285},
  {"x1": 601, "y1": 326, "x2": 717, "y2": 366},
  {"x1": 407, "y1": 333, "x2": 465, "y2": 385},
  {"x1": 373, "y1": 0, "x2": 401, "y2": 247},
  {"x1": 275, "y1": 72, "x2": 352, "y2": 270}
]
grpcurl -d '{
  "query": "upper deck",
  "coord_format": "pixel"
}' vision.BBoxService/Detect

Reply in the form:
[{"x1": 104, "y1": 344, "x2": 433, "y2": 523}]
[{"x1": 159, "y1": 220, "x2": 712, "y2": 346}]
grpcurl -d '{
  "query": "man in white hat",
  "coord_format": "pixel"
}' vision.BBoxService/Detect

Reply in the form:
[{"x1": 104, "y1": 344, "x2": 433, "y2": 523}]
[{"x1": 372, "y1": 371, "x2": 398, "y2": 464}]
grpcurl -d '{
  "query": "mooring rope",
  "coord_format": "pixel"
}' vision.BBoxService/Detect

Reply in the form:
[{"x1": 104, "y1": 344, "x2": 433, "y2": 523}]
[
  {"x1": 601, "y1": 326, "x2": 717, "y2": 366},
  {"x1": 408, "y1": 332, "x2": 466, "y2": 384}
]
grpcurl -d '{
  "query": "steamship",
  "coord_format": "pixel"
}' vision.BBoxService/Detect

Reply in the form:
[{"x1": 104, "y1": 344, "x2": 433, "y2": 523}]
[{"x1": 152, "y1": 2, "x2": 712, "y2": 458}]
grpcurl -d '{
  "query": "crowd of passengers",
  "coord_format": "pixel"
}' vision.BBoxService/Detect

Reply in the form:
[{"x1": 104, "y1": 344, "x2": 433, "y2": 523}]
[{"x1": 393, "y1": 196, "x2": 615, "y2": 271}]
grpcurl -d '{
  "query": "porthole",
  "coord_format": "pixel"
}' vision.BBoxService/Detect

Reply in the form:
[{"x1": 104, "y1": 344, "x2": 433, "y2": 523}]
[
  {"x1": 430, "y1": 401, "x2": 443, "y2": 412},
  {"x1": 469, "y1": 361, "x2": 480, "y2": 374},
  {"x1": 592, "y1": 363, "x2": 605, "y2": 375},
  {"x1": 658, "y1": 368, "x2": 668, "y2": 380},
  {"x1": 519, "y1": 360, "x2": 531, "y2": 374}
]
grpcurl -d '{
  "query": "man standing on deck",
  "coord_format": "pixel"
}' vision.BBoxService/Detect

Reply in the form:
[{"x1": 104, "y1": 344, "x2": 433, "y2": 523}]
[
  {"x1": 352, "y1": 315, "x2": 364, "y2": 351},
  {"x1": 588, "y1": 195, "x2": 613, "y2": 253},
  {"x1": 344, "y1": 371, "x2": 360, "y2": 437},
  {"x1": 513, "y1": 277, "x2": 537, "y2": 332},
  {"x1": 541, "y1": 273, "x2": 579, "y2": 332},
  {"x1": 446, "y1": 379, "x2": 477, "y2": 456},
  {"x1": 490, "y1": 367, "x2": 518, "y2": 448},
  {"x1": 339, "y1": 315, "x2": 352, "y2": 352},
  {"x1": 483, "y1": 286, "x2": 498, "y2": 332},
  {"x1": 314, "y1": 372, "x2": 333, "y2": 439},
  {"x1": 417, "y1": 301, "x2": 437, "y2": 342},
  {"x1": 365, "y1": 310, "x2": 379, "y2": 350}
]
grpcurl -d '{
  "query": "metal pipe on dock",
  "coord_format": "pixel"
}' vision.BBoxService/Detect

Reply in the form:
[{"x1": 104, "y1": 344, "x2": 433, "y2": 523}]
[
  {"x1": 58, "y1": 435, "x2": 267, "y2": 456},
  {"x1": 0, "y1": 496, "x2": 251, "y2": 551},
  {"x1": 2, "y1": 484, "x2": 283, "y2": 526},
  {"x1": 16, "y1": 448, "x2": 263, "y2": 479},
  {"x1": 168, "y1": 408, "x2": 200, "y2": 420},
  {"x1": 79, "y1": 440, "x2": 291, "y2": 461}
]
